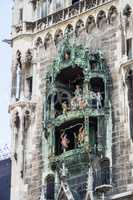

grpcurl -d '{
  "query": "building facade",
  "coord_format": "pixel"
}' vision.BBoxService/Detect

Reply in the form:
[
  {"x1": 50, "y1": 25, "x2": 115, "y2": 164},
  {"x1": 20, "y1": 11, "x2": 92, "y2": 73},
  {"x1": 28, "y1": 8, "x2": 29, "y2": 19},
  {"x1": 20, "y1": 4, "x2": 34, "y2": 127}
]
[
  {"x1": 9, "y1": 0, "x2": 133, "y2": 200},
  {"x1": 0, "y1": 158, "x2": 11, "y2": 200}
]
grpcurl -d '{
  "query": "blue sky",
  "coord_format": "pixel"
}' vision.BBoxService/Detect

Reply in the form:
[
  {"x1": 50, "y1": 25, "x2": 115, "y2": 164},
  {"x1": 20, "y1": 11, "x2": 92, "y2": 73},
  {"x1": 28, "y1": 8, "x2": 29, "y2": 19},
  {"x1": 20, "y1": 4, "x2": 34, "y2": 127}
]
[{"x1": 0, "y1": 1, "x2": 12, "y2": 147}]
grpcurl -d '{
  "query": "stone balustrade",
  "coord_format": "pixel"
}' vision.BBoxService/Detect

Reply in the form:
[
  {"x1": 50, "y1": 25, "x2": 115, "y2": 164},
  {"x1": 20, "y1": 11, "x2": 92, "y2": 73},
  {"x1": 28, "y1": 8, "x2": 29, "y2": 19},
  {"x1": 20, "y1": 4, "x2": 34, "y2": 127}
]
[{"x1": 14, "y1": 0, "x2": 113, "y2": 34}]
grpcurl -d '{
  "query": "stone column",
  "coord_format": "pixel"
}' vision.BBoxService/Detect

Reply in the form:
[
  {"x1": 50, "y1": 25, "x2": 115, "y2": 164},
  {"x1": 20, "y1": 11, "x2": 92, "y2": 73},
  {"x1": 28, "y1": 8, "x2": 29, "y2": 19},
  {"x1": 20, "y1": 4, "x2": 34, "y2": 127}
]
[
  {"x1": 20, "y1": 61, "x2": 26, "y2": 100},
  {"x1": 11, "y1": 63, "x2": 17, "y2": 102}
]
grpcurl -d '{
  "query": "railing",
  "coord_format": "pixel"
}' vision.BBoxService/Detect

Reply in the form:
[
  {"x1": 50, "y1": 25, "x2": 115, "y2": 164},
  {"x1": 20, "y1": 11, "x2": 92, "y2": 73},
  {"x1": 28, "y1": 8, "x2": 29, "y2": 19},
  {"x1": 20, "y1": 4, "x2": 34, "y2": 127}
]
[{"x1": 24, "y1": 0, "x2": 113, "y2": 33}]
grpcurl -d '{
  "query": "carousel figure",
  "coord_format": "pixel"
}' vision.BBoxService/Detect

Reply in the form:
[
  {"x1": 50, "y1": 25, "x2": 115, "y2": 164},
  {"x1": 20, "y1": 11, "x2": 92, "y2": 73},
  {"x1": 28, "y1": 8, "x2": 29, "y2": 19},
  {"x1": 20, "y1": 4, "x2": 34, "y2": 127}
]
[
  {"x1": 73, "y1": 85, "x2": 83, "y2": 109},
  {"x1": 90, "y1": 91, "x2": 97, "y2": 108},
  {"x1": 96, "y1": 91, "x2": 102, "y2": 109},
  {"x1": 74, "y1": 84, "x2": 82, "y2": 98},
  {"x1": 62, "y1": 101, "x2": 68, "y2": 114},
  {"x1": 60, "y1": 131, "x2": 70, "y2": 151},
  {"x1": 71, "y1": 97, "x2": 77, "y2": 111},
  {"x1": 79, "y1": 98, "x2": 88, "y2": 110},
  {"x1": 78, "y1": 126, "x2": 86, "y2": 146}
]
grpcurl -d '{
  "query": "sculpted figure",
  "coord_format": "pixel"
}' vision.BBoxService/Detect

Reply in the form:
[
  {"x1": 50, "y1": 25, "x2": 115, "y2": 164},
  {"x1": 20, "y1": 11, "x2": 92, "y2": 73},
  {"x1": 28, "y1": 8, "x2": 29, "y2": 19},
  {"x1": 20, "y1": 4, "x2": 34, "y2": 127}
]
[{"x1": 60, "y1": 132, "x2": 70, "y2": 150}]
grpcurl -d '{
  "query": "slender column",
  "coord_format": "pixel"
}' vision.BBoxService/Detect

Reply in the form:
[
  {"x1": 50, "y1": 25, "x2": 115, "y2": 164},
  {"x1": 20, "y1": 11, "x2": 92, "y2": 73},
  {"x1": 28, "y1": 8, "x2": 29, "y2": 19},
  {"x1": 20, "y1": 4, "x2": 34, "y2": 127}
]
[
  {"x1": 20, "y1": 61, "x2": 26, "y2": 100},
  {"x1": 85, "y1": 114, "x2": 90, "y2": 146},
  {"x1": 11, "y1": 64, "x2": 17, "y2": 102}
]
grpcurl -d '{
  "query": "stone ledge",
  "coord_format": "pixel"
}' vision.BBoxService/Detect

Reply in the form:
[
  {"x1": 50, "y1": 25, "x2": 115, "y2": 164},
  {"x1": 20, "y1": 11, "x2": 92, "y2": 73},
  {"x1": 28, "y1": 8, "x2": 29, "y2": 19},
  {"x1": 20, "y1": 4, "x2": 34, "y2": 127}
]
[{"x1": 111, "y1": 191, "x2": 133, "y2": 200}]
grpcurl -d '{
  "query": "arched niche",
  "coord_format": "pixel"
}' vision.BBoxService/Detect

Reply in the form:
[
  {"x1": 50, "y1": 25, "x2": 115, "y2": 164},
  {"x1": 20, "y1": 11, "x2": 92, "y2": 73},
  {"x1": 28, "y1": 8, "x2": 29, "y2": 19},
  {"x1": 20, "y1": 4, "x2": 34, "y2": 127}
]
[
  {"x1": 97, "y1": 10, "x2": 107, "y2": 30},
  {"x1": 23, "y1": 110, "x2": 31, "y2": 131},
  {"x1": 34, "y1": 37, "x2": 43, "y2": 48},
  {"x1": 65, "y1": 24, "x2": 74, "y2": 35},
  {"x1": 86, "y1": 16, "x2": 96, "y2": 34},
  {"x1": 44, "y1": 32, "x2": 53, "y2": 49},
  {"x1": 108, "y1": 6, "x2": 118, "y2": 26},
  {"x1": 45, "y1": 174, "x2": 55, "y2": 200},
  {"x1": 123, "y1": 4, "x2": 132, "y2": 18},
  {"x1": 75, "y1": 19, "x2": 84, "y2": 37},
  {"x1": 90, "y1": 77, "x2": 105, "y2": 108},
  {"x1": 54, "y1": 66, "x2": 84, "y2": 117},
  {"x1": 54, "y1": 29, "x2": 63, "y2": 46},
  {"x1": 123, "y1": 4, "x2": 132, "y2": 29}
]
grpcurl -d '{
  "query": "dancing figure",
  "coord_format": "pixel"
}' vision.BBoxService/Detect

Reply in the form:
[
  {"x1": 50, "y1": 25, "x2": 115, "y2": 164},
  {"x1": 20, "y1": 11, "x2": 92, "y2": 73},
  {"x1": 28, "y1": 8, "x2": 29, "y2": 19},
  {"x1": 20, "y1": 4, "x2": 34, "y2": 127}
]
[
  {"x1": 62, "y1": 102, "x2": 68, "y2": 114},
  {"x1": 96, "y1": 92, "x2": 102, "y2": 109},
  {"x1": 60, "y1": 132, "x2": 70, "y2": 150},
  {"x1": 78, "y1": 126, "x2": 85, "y2": 146}
]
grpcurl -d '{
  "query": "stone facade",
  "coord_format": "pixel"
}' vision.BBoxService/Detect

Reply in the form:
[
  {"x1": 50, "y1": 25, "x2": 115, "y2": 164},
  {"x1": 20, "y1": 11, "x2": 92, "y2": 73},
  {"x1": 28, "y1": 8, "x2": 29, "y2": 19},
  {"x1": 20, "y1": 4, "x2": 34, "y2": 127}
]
[{"x1": 9, "y1": 0, "x2": 133, "y2": 200}]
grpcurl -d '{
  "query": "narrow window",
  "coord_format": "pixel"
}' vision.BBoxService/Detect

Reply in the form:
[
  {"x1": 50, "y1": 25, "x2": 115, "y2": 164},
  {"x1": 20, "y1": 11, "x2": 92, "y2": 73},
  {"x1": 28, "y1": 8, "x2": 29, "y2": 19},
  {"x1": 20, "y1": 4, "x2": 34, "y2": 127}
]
[
  {"x1": 19, "y1": 8, "x2": 23, "y2": 23},
  {"x1": 41, "y1": 0, "x2": 47, "y2": 17},
  {"x1": 46, "y1": 175, "x2": 55, "y2": 200},
  {"x1": 127, "y1": 38, "x2": 132, "y2": 59},
  {"x1": 26, "y1": 77, "x2": 33, "y2": 100}
]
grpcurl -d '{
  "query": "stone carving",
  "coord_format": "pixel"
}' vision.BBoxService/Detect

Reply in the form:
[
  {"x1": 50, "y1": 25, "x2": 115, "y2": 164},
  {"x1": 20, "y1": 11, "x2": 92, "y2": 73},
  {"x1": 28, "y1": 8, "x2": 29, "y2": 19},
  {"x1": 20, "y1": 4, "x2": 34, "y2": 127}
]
[{"x1": 25, "y1": 49, "x2": 32, "y2": 64}]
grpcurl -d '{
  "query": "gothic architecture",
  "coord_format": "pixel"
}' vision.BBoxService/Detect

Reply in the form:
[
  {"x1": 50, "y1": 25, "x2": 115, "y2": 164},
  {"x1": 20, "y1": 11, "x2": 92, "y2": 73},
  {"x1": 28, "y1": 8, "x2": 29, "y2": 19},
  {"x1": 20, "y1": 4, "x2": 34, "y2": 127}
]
[{"x1": 9, "y1": 0, "x2": 133, "y2": 200}]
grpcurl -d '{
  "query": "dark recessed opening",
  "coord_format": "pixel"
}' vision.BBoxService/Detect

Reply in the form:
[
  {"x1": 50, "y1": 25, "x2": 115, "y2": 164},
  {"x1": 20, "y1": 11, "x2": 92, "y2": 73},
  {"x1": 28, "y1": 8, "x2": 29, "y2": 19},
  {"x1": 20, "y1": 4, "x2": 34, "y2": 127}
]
[{"x1": 55, "y1": 118, "x2": 84, "y2": 155}]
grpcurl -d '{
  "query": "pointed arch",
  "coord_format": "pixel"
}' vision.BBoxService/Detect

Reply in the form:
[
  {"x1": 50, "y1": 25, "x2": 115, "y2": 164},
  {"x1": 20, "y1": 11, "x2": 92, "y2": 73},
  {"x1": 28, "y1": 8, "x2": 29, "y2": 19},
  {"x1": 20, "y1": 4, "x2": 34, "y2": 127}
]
[
  {"x1": 97, "y1": 10, "x2": 107, "y2": 29},
  {"x1": 108, "y1": 6, "x2": 118, "y2": 25},
  {"x1": 34, "y1": 37, "x2": 43, "y2": 48},
  {"x1": 44, "y1": 32, "x2": 53, "y2": 49},
  {"x1": 65, "y1": 24, "x2": 74, "y2": 35},
  {"x1": 123, "y1": 4, "x2": 132, "y2": 17},
  {"x1": 75, "y1": 19, "x2": 84, "y2": 37},
  {"x1": 86, "y1": 15, "x2": 96, "y2": 33},
  {"x1": 54, "y1": 29, "x2": 63, "y2": 46}
]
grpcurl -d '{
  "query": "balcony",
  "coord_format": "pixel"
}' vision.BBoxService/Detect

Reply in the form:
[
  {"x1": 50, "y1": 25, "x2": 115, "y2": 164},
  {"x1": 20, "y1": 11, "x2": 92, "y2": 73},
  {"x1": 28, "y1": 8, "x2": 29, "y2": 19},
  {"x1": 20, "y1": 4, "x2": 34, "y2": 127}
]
[
  {"x1": 49, "y1": 145, "x2": 90, "y2": 169},
  {"x1": 15, "y1": 0, "x2": 114, "y2": 34}
]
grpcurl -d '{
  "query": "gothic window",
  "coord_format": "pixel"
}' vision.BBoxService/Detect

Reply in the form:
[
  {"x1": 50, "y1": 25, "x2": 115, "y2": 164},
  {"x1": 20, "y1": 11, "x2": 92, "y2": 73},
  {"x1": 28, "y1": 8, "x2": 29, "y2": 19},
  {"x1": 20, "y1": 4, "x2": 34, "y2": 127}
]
[
  {"x1": 75, "y1": 19, "x2": 84, "y2": 37},
  {"x1": 24, "y1": 110, "x2": 31, "y2": 131},
  {"x1": 26, "y1": 76, "x2": 33, "y2": 100},
  {"x1": 123, "y1": 5, "x2": 132, "y2": 29},
  {"x1": 108, "y1": 6, "x2": 118, "y2": 25},
  {"x1": 54, "y1": 29, "x2": 63, "y2": 46},
  {"x1": 97, "y1": 10, "x2": 107, "y2": 30},
  {"x1": 86, "y1": 16, "x2": 96, "y2": 33},
  {"x1": 126, "y1": 69, "x2": 133, "y2": 140},
  {"x1": 126, "y1": 38, "x2": 132, "y2": 60},
  {"x1": 46, "y1": 175, "x2": 55, "y2": 200},
  {"x1": 89, "y1": 117, "x2": 97, "y2": 150},
  {"x1": 14, "y1": 112, "x2": 20, "y2": 130}
]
